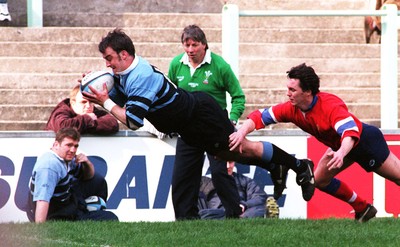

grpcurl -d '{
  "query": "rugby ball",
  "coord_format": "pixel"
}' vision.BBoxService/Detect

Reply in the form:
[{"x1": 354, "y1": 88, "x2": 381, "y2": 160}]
[
  {"x1": 85, "y1": 196, "x2": 107, "y2": 211},
  {"x1": 81, "y1": 71, "x2": 114, "y2": 93}
]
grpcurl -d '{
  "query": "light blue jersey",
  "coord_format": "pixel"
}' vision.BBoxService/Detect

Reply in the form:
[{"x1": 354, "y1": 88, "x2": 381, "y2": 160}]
[
  {"x1": 30, "y1": 151, "x2": 81, "y2": 203},
  {"x1": 109, "y1": 56, "x2": 179, "y2": 129}
]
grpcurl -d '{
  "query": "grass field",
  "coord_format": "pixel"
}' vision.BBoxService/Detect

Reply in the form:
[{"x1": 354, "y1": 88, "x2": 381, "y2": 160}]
[{"x1": 1, "y1": 217, "x2": 399, "y2": 247}]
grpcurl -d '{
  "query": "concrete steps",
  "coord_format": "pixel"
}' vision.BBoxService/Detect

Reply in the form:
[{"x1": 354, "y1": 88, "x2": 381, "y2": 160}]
[
  {"x1": 1, "y1": 103, "x2": 380, "y2": 124},
  {"x1": 0, "y1": 86, "x2": 388, "y2": 131},
  {"x1": 0, "y1": 87, "x2": 384, "y2": 105},
  {"x1": 228, "y1": 0, "x2": 369, "y2": 11},
  {"x1": 3, "y1": 26, "x2": 389, "y2": 44},
  {"x1": 0, "y1": 49, "x2": 383, "y2": 70},
  {"x1": 0, "y1": 71, "x2": 383, "y2": 89},
  {"x1": 2, "y1": 101, "x2": 385, "y2": 128},
  {"x1": 1, "y1": 41, "x2": 382, "y2": 58},
  {"x1": 0, "y1": 0, "x2": 396, "y2": 130},
  {"x1": 240, "y1": 73, "x2": 382, "y2": 88},
  {"x1": 244, "y1": 87, "x2": 384, "y2": 104}
]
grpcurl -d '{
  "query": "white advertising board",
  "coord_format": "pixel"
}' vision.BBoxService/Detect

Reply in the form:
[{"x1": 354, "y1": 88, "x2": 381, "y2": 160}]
[{"x1": 0, "y1": 132, "x2": 308, "y2": 222}]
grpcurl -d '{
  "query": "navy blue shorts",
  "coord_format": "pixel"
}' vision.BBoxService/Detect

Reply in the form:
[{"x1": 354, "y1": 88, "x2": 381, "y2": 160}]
[{"x1": 346, "y1": 123, "x2": 390, "y2": 172}]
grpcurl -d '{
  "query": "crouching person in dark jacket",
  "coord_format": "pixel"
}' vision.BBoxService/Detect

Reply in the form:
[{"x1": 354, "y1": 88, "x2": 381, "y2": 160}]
[{"x1": 198, "y1": 161, "x2": 278, "y2": 219}]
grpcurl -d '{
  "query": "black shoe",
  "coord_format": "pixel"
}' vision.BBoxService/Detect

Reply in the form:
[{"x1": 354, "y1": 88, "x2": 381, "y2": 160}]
[
  {"x1": 355, "y1": 204, "x2": 377, "y2": 223},
  {"x1": 269, "y1": 163, "x2": 289, "y2": 200},
  {"x1": 296, "y1": 159, "x2": 315, "y2": 201}
]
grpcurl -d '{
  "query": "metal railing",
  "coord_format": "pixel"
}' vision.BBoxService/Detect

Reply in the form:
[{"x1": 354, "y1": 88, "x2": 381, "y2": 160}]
[
  {"x1": 27, "y1": 0, "x2": 43, "y2": 27},
  {"x1": 222, "y1": 4, "x2": 399, "y2": 130}
]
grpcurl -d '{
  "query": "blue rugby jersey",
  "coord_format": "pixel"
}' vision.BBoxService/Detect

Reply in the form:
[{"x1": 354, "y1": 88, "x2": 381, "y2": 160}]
[
  {"x1": 110, "y1": 56, "x2": 195, "y2": 133},
  {"x1": 29, "y1": 151, "x2": 82, "y2": 203}
]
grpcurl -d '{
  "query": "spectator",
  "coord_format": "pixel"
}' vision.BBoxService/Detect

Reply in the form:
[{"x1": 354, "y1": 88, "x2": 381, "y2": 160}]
[
  {"x1": 0, "y1": 0, "x2": 11, "y2": 22},
  {"x1": 26, "y1": 127, "x2": 118, "y2": 223},
  {"x1": 46, "y1": 84, "x2": 119, "y2": 135},
  {"x1": 364, "y1": 0, "x2": 400, "y2": 43},
  {"x1": 198, "y1": 161, "x2": 279, "y2": 219}
]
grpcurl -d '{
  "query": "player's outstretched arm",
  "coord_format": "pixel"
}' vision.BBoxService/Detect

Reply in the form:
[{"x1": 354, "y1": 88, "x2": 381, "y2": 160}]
[{"x1": 229, "y1": 119, "x2": 256, "y2": 152}]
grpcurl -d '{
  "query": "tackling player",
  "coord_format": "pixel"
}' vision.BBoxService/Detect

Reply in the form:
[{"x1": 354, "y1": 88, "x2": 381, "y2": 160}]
[{"x1": 230, "y1": 63, "x2": 400, "y2": 222}]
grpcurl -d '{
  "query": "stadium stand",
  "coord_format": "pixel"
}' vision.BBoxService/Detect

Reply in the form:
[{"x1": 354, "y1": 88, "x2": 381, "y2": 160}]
[{"x1": 0, "y1": 0, "x2": 394, "y2": 130}]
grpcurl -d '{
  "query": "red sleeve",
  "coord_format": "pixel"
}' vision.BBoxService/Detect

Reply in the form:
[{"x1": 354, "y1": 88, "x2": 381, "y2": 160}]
[
  {"x1": 341, "y1": 130, "x2": 360, "y2": 146},
  {"x1": 247, "y1": 110, "x2": 265, "y2": 130}
]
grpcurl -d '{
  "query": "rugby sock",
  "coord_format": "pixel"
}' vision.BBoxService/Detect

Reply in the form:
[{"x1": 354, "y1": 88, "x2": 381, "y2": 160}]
[
  {"x1": 261, "y1": 141, "x2": 273, "y2": 163},
  {"x1": 261, "y1": 142, "x2": 303, "y2": 172},
  {"x1": 320, "y1": 178, "x2": 367, "y2": 212}
]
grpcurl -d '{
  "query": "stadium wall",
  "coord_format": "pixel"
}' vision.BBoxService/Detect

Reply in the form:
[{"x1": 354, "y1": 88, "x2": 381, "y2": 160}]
[
  {"x1": 0, "y1": 130, "x2": 399, "y2": 222},
  {"x1": 9, "y1": 0, "x2": 223, "y2": 26}
]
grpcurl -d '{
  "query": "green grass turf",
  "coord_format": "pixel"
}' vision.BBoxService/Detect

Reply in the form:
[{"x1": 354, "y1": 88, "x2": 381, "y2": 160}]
[{"x1": 1, "y1": 217, "x2": 399, "y2": 247}]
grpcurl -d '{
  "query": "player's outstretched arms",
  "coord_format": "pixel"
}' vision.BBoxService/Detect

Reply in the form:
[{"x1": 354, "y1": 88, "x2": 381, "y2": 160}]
[{"x1": 82, "y1": 84, "x2": 139, "y2": 130}]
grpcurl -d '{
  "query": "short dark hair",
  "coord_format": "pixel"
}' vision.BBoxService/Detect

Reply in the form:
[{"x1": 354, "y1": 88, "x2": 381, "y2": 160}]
[
  {"x1": 99, "y1": 28, "x2": 135, "y2": 56},
  {"x1": 181, "y1": 24, "x2": 209, "y2": 50},
  {"x1": 55, "y1": 127, "x2": 81, "y2": 143},
  {"x1": 286, "y1": 63, "x2": 320, "y2": 95}
]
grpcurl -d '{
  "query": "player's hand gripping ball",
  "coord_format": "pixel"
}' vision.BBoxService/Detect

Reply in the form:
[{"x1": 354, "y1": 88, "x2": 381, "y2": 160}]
[
  {"x1": 85, "y1": 196, "x2": 107, "y2": 211},
  {"x1": 80, "y1": 71, "x2": 115, "y2": 93}
]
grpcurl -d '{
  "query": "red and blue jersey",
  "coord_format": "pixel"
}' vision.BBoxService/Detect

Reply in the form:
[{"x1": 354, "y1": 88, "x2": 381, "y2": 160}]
[{"x1": 248, "y1": 92, "x2": 363, "y2": 151}]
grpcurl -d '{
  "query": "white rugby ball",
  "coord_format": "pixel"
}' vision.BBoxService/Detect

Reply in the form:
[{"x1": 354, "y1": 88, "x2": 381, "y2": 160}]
[
  {"x1": 81, "y1": 71, "x2": 115, "y2": 93},
  {"x1": 85, "y1": 196, "x2": 107, "y2": 211}
]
